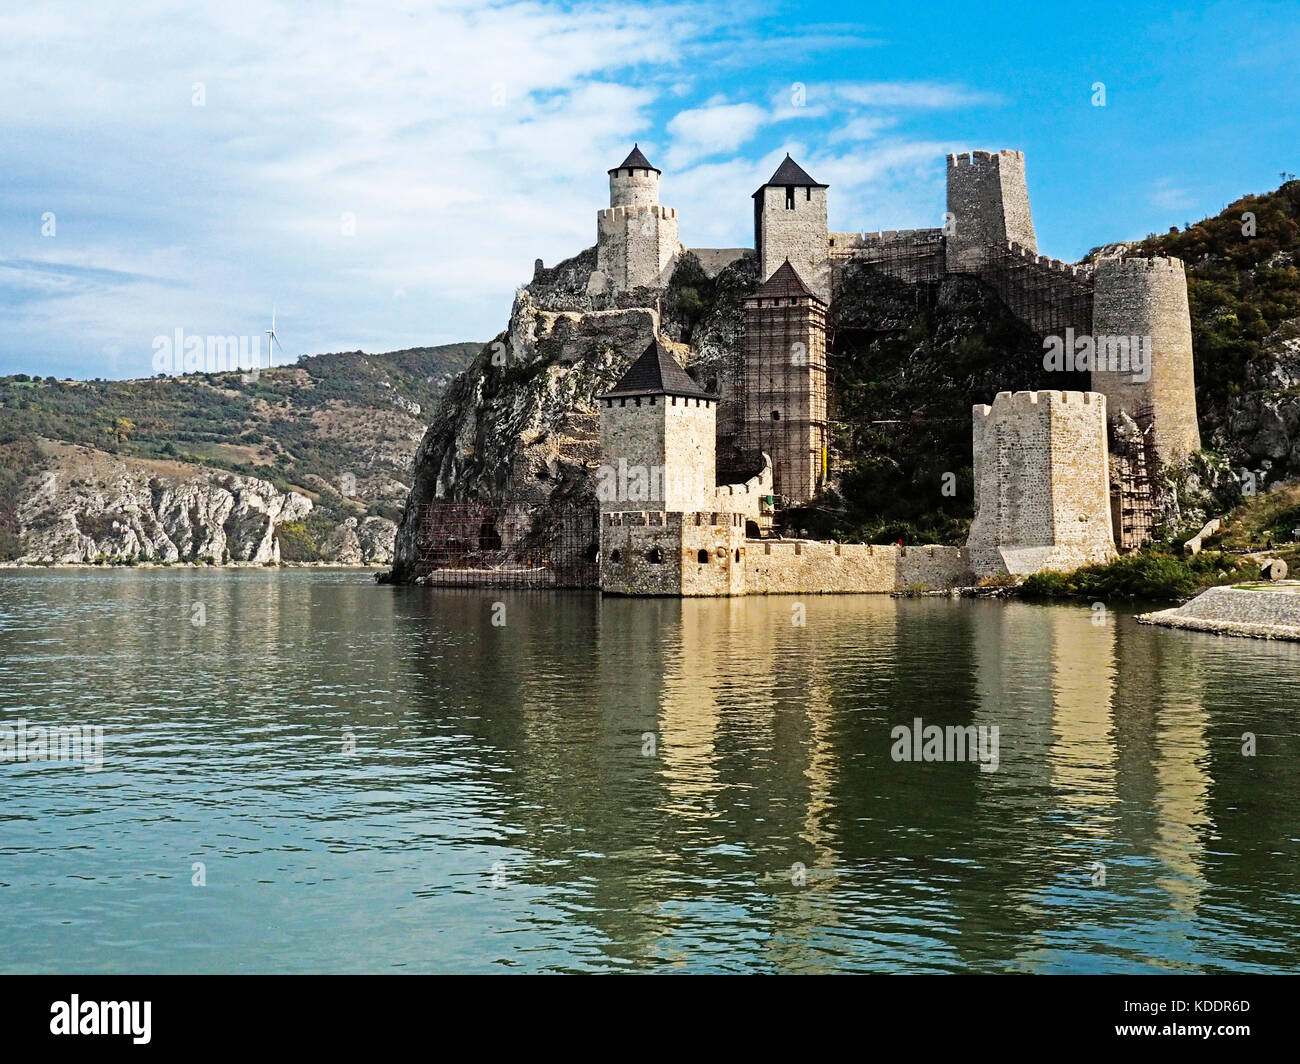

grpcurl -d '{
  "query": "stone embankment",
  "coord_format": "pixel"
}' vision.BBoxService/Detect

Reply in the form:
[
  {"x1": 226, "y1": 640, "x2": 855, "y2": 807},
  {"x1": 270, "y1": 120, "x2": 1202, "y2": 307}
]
[{"x1": 1138, "y1": 582, "x2": 1300, "y2": 641}]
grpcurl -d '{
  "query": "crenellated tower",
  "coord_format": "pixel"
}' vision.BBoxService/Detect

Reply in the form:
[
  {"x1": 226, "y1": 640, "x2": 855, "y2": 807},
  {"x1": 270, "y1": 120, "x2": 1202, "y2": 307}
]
[
  {"x1": 945, "y1": 149, "x2": 1037, "y2": 272},
  {"x1": 965, "y1": 390, "x2": 1117, "y2": 575},
  {"x1": 595, "y1": 145, "x2": 679, "y2": 291}
]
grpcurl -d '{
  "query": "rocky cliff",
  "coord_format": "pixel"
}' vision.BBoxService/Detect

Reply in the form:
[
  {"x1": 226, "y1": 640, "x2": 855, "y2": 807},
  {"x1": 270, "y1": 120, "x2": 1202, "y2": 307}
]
[
  {"x1": 388, "y1": 249, "x2": 753, "y2": 582},
  {"x1": 11, "y1": 441, "x2": 395, "y2": 565}
]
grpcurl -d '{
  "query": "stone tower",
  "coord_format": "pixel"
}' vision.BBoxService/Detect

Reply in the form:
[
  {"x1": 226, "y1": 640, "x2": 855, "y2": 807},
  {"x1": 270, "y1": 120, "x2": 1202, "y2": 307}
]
[
  {"x1": 945, "y1": 150, "x2": 1037, "y2": 272},
  {"x1": 596, "y1": 339, "x2": 717, "y2": 513},
  {"x1": 1091, "y1": 256, "x2": 1200, "y2": 463},
  {"x1": 595, "y1": 145, "x2": 679, "y2": 292},
  {"x1": 753, "y1": 154, "x2": 830, "y2": 304},
  {"x1": 740, "y1": 259, "x2": 828, "y2": 504},
  {"x1": 965, "y1": 391, "x2": 1117, "y2": 575}
]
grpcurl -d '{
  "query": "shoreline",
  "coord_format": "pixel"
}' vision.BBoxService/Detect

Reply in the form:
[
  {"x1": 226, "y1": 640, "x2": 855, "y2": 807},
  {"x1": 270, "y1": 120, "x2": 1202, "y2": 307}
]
[
  {"x1": 1138, "y1": 582, "x2": 1300, "y2": 642},
  {"x1": 0, "y1": 561, "x2": 389, "y2": 570}
]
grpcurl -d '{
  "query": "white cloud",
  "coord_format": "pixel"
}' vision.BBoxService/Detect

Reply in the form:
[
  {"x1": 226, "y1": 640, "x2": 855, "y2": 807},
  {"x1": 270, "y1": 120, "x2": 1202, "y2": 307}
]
[{"x1": 665, "y1": 101, "x2": 769, "y2": 168}]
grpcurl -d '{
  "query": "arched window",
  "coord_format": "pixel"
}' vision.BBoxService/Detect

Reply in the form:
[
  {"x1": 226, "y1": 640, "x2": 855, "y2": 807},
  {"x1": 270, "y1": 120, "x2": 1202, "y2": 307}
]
[
  {"x1": 745, "y1": 520, "x2": 760, "y2": 538},
  {"x1": 696, "y1": 549, "x2": 709, "y2": 564},
  {"x1": 734, "y1": 549, "x2": 741, "y2": 563}
]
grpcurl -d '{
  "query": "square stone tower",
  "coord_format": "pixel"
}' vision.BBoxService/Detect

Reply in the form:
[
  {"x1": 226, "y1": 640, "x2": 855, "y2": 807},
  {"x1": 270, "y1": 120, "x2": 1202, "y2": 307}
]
[
  {"x1": 596, "y1": 339, "x2": 718, "y2": 513},
  {"x1": 966, "y1": 391, "x2": 1117, "y2": 576},
  {"x1": 740, "y1": 259, "x2": 828, "y2": 505},
  {"x1": 753, "y1": 154, "x2": 830, "y2": 304},
  {"x1": 945, "y1": 150, "x2": 1037, "y2": 272},
  {"x1": 595, "y1": 145, "x2": 680, "y2": 292}
]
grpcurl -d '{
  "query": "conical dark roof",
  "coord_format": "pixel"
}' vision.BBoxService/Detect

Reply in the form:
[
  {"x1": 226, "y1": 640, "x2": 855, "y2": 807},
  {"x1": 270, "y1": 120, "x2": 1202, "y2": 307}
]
[
  {"x1": 753, "y1": 259, "x2": 821, "y2": 302},
  {"x1": 753, "y1": 153, "x2": 827, "y2": 196},
  {"x1": 599, "y1": 340, "x2": 715, "y2": 400},
  {"x1": 609, "y1": 144, "x2": 660, "y2": 174}
]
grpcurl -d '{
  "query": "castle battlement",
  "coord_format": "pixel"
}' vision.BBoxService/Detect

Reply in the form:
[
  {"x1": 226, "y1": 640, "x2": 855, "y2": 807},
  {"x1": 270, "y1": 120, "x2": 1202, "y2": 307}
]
[
  {"x1": 1102, "y1": 254, "x2": 1186, "y2": 275},
  {"x1": 976, "y1": 390, "x2": 1107, "y2": 418},
  {"x1": 603, "y1": 510, "x2": 746, "y2": 529},
  {"x1": 947, "y1": 149, "x2": 1024, "y2": 170},
  {"x1": 999, "y1": 241, "x2": 1093, "y2": 279},
  {"x1": 598, "y1": 204, "x2": 677, "y2": 223}
]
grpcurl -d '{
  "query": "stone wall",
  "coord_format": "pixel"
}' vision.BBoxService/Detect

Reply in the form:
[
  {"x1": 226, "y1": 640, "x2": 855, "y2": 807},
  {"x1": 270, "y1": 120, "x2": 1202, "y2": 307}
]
[
  {"x1": 1091, "y1": 256, "x2": 1201, "y2": 462},
  {"x1": 966, "y1": 390, "x2": 1117, "y2": 575},
  {"x1": 755, "y1": 185, "x2": 830, "y2": 303},
  {"x1": 744, "y1": 540, "x2": 971, "y2": 594},
  {"x1": 828, "y1": 228, "x2": 946, "y2": 285},
  {"x1": 945, "y1": 150, "x2": 1037, "y2": 272},
  {"x1": 688, "y1": 247, "x2": 751, "y2": 277},
  {"x1": 600, "y1": 510, "x2": 746, "y2": 596},
  {"x1": 599, "y1": 509, "x2": 973, "y2": 597}
]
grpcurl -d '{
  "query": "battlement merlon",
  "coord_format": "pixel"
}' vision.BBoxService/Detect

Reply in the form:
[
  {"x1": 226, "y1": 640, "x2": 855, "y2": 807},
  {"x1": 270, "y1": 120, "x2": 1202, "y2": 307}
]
[
  {"x1": 1102, "y1": 254, "x2": 1187, "y2": 275},
  {"x1": 974, "y1": 390, "x2": 1109, "y2": 418},
  {"x1": 946, "y1": 149, "x2": 1026, "y2": 170},
  {"x1": 829, "y1": 228, "x2": 944, "y2": 248}
]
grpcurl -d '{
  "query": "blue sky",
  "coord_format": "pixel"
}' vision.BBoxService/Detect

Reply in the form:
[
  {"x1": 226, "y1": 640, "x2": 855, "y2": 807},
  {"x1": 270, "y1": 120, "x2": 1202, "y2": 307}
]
[{"x1": 1, "y1": 0, "x2": 1297, "y2": 379}]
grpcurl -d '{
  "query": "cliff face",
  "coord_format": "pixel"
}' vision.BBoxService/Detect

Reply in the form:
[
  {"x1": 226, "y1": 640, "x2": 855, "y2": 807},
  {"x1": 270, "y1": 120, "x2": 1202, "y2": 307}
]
[
  {"x1": 12, "y1": 442, "x2": 395, "y2": 564},
  {"x1": 389, "y1": 249, "x2": 759, "y2": 582}
]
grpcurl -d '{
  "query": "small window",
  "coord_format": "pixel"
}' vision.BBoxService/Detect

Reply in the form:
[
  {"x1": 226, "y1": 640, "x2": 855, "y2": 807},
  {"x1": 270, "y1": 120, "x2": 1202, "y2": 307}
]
[
  {"x1": 647, "y1": 547, "x2": 663, "y2": 564},
  {"x1": 785, "y1": 185, "x2": 795, "y2": 209},
  {"x1": 771, "y1": 410, "x2": 781, "y2": 421},
  {"x1": 610, "y1": 549, "x2": 621, "y2": 563},
  {"x1": 697, "y1": 549, "x2": 709, "y2": 564},
  {"x1": 806, "y1": 186, "x2": 812, "y2": 201},
  {"x1": 734, "y1": 549, "x2": 741, "y2": 563},
  {"x1": 635, "y1": 397, "x2": 641, "y2": 406}
]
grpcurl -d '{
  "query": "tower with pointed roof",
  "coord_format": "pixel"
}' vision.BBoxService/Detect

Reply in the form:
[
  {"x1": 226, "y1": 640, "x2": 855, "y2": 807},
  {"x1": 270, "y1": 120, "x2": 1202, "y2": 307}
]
[
  {"x1": 753, "y1": 153, "x2": 830, "y2": 303},
  {"x1": 740, "y1": 259, "x2": 828, "y2": 504},
  {"x1": 595, "y1": 145, "x2": 680, "y2": 292},
  {"x1": 596, "y1": 339, "x2": 717, "y2": 513}
]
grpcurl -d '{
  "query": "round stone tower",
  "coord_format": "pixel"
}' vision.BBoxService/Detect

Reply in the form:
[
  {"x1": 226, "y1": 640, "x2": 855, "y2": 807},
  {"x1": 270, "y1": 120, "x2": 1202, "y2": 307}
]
[
  {"x1": 609, "y1": 144, "x2": 660, "y2": 207},
  {"x1": 1091, "y1": 256, "x2": 1200, "y2": 463}
]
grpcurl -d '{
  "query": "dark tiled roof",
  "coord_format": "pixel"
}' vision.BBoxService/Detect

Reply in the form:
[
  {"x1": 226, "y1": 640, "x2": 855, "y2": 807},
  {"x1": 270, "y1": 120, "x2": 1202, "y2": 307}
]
[
  {"x1": 753, "y1": 259, "x2": 822, "y2": 303},
  {"x1": 753, "y1": 153, "x2": 827, "y2": 195},
  {"x1": 599, "y1": 340, "x2": 716, "y2": 400},
  {"x1": 609, "y1": 144, "x2": 660, "y2": 174}
]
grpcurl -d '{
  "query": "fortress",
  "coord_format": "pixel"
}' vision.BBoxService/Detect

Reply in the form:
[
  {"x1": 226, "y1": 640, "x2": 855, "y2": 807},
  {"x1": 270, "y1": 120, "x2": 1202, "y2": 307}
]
[{"x1": 416, "y1": 143, "x2": 1203, "y2": 595}]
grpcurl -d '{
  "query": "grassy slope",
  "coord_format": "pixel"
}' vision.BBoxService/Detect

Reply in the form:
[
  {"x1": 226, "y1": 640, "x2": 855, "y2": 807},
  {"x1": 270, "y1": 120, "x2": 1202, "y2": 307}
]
[{"x1": 0, "y1": 343, "x2": 479, "y2": 525}]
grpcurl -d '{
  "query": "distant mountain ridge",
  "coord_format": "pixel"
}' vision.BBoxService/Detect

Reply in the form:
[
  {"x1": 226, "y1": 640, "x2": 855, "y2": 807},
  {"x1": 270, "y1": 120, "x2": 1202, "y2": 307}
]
[{"x1": 0, "y1": 343, "x2": 479, "y2": 563}]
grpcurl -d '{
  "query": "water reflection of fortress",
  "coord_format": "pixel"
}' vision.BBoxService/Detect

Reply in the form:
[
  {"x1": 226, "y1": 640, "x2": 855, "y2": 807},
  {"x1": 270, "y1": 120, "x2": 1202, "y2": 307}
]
[{"x1": 401, "y1": 593, "x2": 1227, "y2": 970}]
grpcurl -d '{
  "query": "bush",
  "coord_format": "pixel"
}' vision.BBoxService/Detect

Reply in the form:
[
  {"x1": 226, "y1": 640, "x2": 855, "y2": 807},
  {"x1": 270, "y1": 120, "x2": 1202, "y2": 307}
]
[
  {"x1": 1019, "y1": 550, "x2": 1252, "y2": 602},
  {"x1": 275, "y1": 521, "x2": 319, "y2": 562}
]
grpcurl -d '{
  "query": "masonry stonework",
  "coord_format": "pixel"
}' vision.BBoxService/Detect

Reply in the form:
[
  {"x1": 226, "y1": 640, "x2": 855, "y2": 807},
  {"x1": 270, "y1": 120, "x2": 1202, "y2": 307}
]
[
  {"x1": 595, "y1": 148, "x2": 680, "y2": 292},
  {"x1": 1091, "y1": 256, "x2": 1201, "y2": 463},
  {"x1": 945, "y1": 150, "x2": 1037, "y2": 272},
  {"x1": 966, "y1": 391, "x2": 1117, "y2": 576},
  {"x1": 740, "y1": 261, "x2": 828, "y2": 504},
  {"x1": 753, "y1": 156, "x2": 830, "y2": 303}
]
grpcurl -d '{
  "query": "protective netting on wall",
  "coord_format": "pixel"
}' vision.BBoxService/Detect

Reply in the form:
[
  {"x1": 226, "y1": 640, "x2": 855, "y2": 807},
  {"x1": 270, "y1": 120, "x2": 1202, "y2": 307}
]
[{"x1": 413, "y1": 502, "x2": 600, "y2": 588}]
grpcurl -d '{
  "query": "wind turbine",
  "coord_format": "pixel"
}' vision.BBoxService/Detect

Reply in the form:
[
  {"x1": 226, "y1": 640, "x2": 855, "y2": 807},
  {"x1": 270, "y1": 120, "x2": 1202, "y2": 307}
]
[{"x1": 266, "y1": 306, "x2": 284, "y2": 368}]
